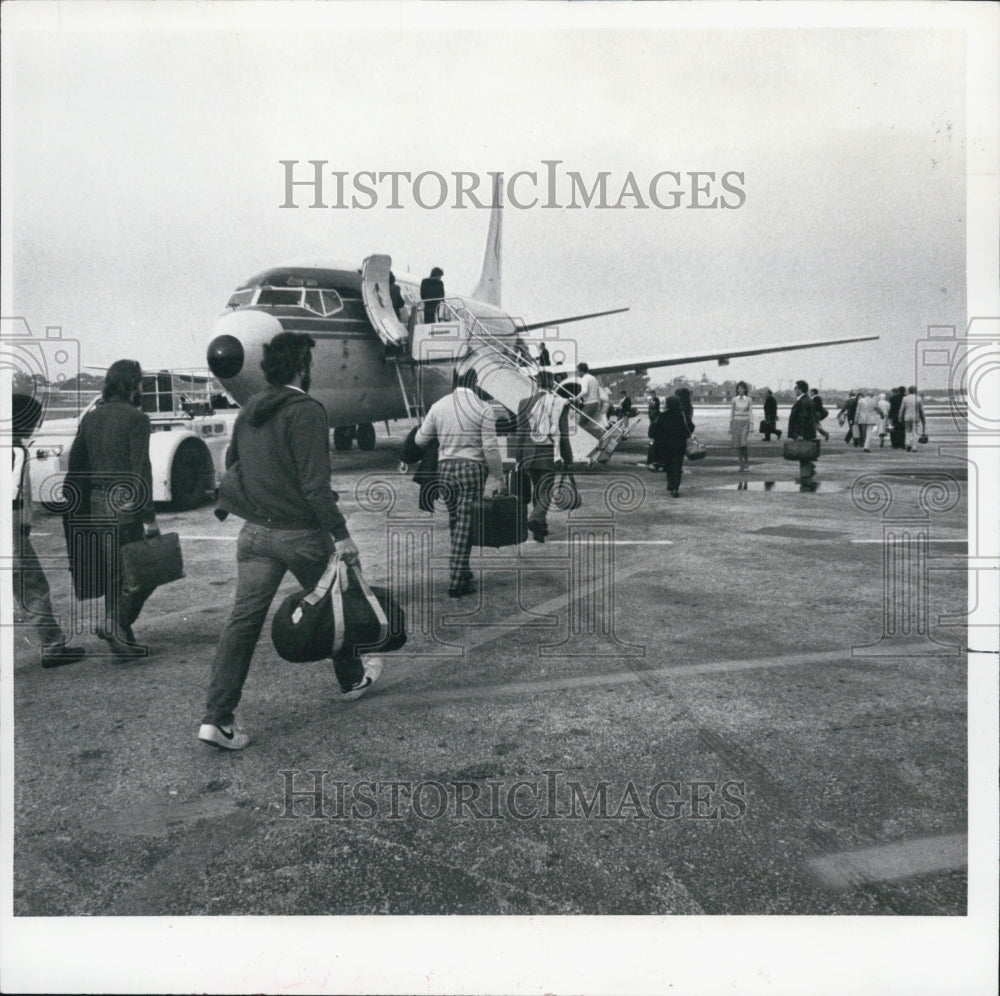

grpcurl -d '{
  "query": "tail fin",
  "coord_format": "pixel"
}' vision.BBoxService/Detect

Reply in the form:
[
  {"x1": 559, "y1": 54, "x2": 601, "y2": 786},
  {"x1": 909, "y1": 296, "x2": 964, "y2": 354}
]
[{"x1": 472, "y1": 174, "x2": 502, "y2": 307}]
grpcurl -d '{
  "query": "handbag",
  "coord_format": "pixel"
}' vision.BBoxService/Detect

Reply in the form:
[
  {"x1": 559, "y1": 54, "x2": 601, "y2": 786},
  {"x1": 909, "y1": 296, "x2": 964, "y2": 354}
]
[
  {"x1": 271, "y1": 556, "x2": 407, "y2": 663},
  {"x1": 918, "y1": 434, "x2": 929, "y2": 444},
  {"x1": 471, "y1": 493, "x2": 527, "y2": 548},
  {"x1": 758, "y1": 419, "x2": 770, "y2": 434},
  {"x1": 120, "y1": 532, "x2": 185, "y2": 594},
  {"x1": 783, "y1": 439, "x2": 820, "y2": 462},
  {"x1": 686, "y1": 435, "x2": 707, "y2": 460},
  {"x1": 550, "y1": 469, "x2": 582, "y2": 511}
]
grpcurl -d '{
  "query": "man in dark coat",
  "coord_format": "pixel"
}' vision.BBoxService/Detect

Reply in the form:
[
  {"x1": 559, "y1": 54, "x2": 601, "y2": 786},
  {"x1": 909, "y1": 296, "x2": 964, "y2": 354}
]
[
  {"x1": 649, "y1": 396, "x2": 691, "y2": 497},
  {"x1": 761, "y1": 388, "x2": 781, "y2": 441},
  {"x1": 888, "y1": 386, "x2": 906, "y2": 449},
  {"x1": 787, "y1": 379, "x2": 819, "y2": 488},
  {"x1": 420, "y1": 266, "x2": 445, "y2": 323},
  {"x1": 68, "y1": 359, "x2": 160, "y2": 659},
  {"x1": 810, "y1": 388, "x2": 830, "y2": 441}
]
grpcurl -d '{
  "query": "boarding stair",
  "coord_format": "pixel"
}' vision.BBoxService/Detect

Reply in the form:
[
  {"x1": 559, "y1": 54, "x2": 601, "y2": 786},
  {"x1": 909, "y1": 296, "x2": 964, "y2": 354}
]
[{"x1": 361, "y1": 254, "x2": 631, "y2": 465}]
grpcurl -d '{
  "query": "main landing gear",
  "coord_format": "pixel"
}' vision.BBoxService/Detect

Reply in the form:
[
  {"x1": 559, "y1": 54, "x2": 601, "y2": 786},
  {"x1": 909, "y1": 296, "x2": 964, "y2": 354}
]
[{"x1": 333, "y1": 423, "x2": 377, "y2": 452}]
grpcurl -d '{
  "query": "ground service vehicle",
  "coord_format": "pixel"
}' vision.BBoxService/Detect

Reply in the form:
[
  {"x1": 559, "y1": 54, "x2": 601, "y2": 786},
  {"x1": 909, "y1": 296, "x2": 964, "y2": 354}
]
[{"x1": 28, "y1": 371, "x2": 239, "y2": 512}]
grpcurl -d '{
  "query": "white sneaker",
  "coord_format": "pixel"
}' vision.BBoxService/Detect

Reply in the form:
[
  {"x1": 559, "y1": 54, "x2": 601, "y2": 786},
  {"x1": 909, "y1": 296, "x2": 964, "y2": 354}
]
[
  {"x1": 339, "y1": 657, "x2": 383, "y2": 702},
  {"x1": 198, "y1": 723, "x2": 250, "y2": 750}
]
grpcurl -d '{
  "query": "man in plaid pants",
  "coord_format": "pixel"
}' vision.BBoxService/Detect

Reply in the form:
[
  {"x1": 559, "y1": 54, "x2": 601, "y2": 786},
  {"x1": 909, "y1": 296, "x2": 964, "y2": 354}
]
[{"x1": 414, "y1": 368, "x2": 505, "y2": 597}]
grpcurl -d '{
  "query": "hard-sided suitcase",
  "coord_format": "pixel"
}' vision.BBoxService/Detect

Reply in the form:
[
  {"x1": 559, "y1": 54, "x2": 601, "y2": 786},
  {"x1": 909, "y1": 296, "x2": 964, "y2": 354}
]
[{"x1": 120, "y1": 533, "x2": 185, "y2": 594}]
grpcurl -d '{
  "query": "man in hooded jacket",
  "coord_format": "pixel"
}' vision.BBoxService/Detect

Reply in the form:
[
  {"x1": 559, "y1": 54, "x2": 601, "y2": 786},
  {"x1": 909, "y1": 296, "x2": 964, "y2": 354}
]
[{"x1": 200, "y1": 331, "x2": 378, "y2": 750}]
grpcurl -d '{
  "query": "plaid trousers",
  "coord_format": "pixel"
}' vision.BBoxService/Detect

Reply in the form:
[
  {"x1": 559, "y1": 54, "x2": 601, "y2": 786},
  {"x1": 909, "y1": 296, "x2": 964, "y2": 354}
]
[{"x1": 437, "y1": 459, "x2": 486, "y2": 588}]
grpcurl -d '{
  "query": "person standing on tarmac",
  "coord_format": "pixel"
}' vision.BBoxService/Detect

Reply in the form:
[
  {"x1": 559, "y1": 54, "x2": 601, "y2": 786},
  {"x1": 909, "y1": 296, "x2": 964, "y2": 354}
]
[
  {"x1": 900, "y1": 385, "x2": 926, "y2": 451},
  {"x1": 649, "y1": 395, "x2": 692, "y2": 498},
  {"x1": 11, "y1": 394, "x2": 87, "y2": 668},
  {"x1": 761, "y1": 388, "x2": 781, "y2": 441},
  {"x1": 788, "y1": 379, "x2": 819, "y2": 489},
  {"x1": 414, "y1": 367, "x2": 505, "y2": 597},
  {"x1": 729, "y1": 380, "x2": 753, "y2": 471},
  {"x1": 201, "y1": 331, "x2": 378, "y2": 751}
]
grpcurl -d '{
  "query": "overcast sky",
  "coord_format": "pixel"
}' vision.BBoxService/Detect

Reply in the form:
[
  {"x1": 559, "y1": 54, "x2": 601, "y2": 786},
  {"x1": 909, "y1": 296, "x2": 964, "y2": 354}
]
[{"x1": 1, "y1": 4, "x2": 985, "y2": 393}]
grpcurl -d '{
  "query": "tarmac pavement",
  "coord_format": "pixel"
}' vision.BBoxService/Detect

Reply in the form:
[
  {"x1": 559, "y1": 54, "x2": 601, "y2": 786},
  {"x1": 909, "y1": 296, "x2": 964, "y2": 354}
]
[{"x1": 12, "y1": 413, "x2": 970, "y2": 918}]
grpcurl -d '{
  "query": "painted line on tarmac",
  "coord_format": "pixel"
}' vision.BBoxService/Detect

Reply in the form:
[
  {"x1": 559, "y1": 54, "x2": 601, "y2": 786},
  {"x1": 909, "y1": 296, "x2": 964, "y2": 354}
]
[
  {"x1": 175, "y1": 535, "x2": 238, "y2": 541},
  {"x1": 381, "y1": 648, "x2": 851, "y2": 706},
  {"x1": 806, "y1": 833, "x2": 967, "y2": 889},
  {"x1": 849, "y1": 538, "x2": 966, "y2": 545},
  {"x1": 543, "y1": 540, "x2": 674, "y2": 546}
]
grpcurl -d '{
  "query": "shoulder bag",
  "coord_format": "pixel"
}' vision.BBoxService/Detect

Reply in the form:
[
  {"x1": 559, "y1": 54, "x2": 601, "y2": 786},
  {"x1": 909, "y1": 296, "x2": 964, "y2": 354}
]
[{"x1": 271, "y1": 555, "x2": 407, "y2": 663}]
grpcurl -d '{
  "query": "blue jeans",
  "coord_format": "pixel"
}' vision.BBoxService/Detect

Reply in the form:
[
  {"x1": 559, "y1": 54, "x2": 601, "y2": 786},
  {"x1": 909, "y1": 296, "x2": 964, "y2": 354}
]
[{"x1": 203, "y1": 523, "x2": 363, "y2": 727}]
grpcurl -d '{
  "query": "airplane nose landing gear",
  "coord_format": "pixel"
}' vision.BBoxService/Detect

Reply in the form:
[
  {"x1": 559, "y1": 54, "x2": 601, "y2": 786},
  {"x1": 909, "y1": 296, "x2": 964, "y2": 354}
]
[
  {"x1": 356, "y1": 423, "x2": 377, "y2": 451},
  {"x1": 333, "y1": 426, "x2": 355, "y2": 451},
  {"x1": 332, "y1": 423, "x2": 377, "y2": 451}
]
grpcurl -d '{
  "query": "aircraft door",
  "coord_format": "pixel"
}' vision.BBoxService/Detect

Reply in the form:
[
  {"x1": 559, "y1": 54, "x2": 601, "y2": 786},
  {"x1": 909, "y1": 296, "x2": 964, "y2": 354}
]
[{"x1": 361, "y1": 254, "x2": 407, "y2": 349}]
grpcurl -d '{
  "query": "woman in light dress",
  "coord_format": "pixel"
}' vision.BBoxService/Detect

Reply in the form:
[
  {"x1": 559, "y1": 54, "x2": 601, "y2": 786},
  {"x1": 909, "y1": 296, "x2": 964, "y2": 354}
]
[{"x1": 729, "y1": 381, "x2": 753, "y2": 471}]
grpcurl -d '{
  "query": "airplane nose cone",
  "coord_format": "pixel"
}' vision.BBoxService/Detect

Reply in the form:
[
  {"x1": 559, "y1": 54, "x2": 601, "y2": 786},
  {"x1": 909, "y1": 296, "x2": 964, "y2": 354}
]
[
  {"x1": 207, "y1": 309, "x2": 284, "y2": 388},
  {"x1": 207, "y1": 334, "x2": 245, "y2": 379}
]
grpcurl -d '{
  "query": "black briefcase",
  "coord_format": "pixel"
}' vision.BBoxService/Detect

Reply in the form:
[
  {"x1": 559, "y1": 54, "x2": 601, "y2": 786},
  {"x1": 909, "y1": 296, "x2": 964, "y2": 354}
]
[
  {"x1": 120, "y1": 533, "x2": 185, "y2": 594},
  {"x1": 471, "y1": 494, "x2": 527, "y2": 548}
]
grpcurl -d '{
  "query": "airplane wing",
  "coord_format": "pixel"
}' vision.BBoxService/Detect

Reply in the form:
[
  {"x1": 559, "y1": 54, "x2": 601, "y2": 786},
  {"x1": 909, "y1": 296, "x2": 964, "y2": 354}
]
[
  {"x1": 515, "y1": 308, "x2": 629, "y2": 333},
  {"x1": 547, "y1": 334, "x2": 879, "y2": 377}
]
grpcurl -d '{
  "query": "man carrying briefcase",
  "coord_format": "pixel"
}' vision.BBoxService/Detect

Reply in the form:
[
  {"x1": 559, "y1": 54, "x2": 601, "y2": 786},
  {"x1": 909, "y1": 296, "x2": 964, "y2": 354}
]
[{"x1": 413, "y1": 367, "x2": 506, "y2": 598}]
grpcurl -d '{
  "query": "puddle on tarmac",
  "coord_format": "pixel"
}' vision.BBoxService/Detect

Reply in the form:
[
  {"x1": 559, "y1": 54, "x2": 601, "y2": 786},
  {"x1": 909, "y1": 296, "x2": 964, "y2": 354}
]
[{"x1": 716, "y1": 480, "x2": 844, "y2": 493}]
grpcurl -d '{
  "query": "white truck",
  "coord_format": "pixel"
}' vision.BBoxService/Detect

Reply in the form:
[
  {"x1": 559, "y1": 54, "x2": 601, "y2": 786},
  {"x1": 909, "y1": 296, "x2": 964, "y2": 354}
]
[{"x1": 28, "y1": 370, "x2": 239, "y2": 512}]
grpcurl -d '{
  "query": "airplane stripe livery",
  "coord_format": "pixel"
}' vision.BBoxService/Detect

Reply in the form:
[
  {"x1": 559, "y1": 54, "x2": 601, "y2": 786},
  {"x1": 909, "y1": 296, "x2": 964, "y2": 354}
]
[{"x1": 206, "y1": 174, "x2": 878, "y2": 462}]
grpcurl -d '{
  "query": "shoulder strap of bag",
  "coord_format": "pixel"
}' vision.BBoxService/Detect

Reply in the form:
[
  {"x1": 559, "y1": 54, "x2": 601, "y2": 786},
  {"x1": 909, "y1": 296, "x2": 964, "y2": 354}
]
[
  {"x1": 301, "y1": 554, "x2": 348, "y2": 655},
  {"x1": 349, "y1": 564, "x2": 389, "y2": 647}
]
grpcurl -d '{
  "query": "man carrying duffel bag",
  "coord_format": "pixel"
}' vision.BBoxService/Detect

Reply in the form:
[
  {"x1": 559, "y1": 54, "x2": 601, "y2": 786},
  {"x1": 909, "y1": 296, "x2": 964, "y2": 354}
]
[
  {"x1": 199, "y1": 331, "x2": 380, "y2": 751},
  {"x1": 413, "y1": 366, "x2": 505, "y2": 598}
]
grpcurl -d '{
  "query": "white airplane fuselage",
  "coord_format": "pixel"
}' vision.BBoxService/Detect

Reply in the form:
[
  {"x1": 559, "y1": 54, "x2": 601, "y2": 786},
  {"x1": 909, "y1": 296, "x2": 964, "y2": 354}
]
[{"x1": 206, "y1": 261, "x2": 516, "y2": 427}]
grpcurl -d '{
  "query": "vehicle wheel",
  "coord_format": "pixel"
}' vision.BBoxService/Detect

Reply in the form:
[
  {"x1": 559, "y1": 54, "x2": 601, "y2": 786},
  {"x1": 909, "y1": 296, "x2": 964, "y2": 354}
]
[
  {"x1": 170, "y1": 440, "x2": 210, "y2": 510},
  {"x1": 356, "y1": 422, "x2": 377, "y2": 451},
  {"x1": 333, "y1": 426, "x2": 355, "y2": 451}
]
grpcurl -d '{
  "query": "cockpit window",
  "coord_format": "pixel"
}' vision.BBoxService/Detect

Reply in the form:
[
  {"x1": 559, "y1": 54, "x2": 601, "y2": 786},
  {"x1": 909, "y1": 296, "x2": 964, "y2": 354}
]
[
  {"x1": 321, "y1": 290, "x2": 343, "y2": 315},
  {"x1": 301, "y1": 289, "x2": 344, "y2": 316},
  {"x1": 226, "y1": 289, "x2": 255, "y2": 309},
  {"x1": 257, "y1": 288, "x2": 303, "y2": 307}
]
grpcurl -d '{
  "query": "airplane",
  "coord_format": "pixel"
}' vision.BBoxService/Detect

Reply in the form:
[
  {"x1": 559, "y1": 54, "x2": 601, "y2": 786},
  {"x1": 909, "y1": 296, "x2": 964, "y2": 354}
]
[{"x1": 206, "y1": 176, "x2": 878, "y2": 463}]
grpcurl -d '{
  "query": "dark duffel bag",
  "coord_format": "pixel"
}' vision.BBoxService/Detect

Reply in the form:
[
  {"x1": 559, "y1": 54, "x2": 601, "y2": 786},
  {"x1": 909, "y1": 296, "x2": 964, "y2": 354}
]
[
  {"x1": 471, "y1": 493, "x2": 527, "y2": 548},
  {"x1": 271, "y1": 556, "x2": 407, "y2": 663},
  {"x1": 783, "y1": 439, "x2": 821, "y2": 462}
]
